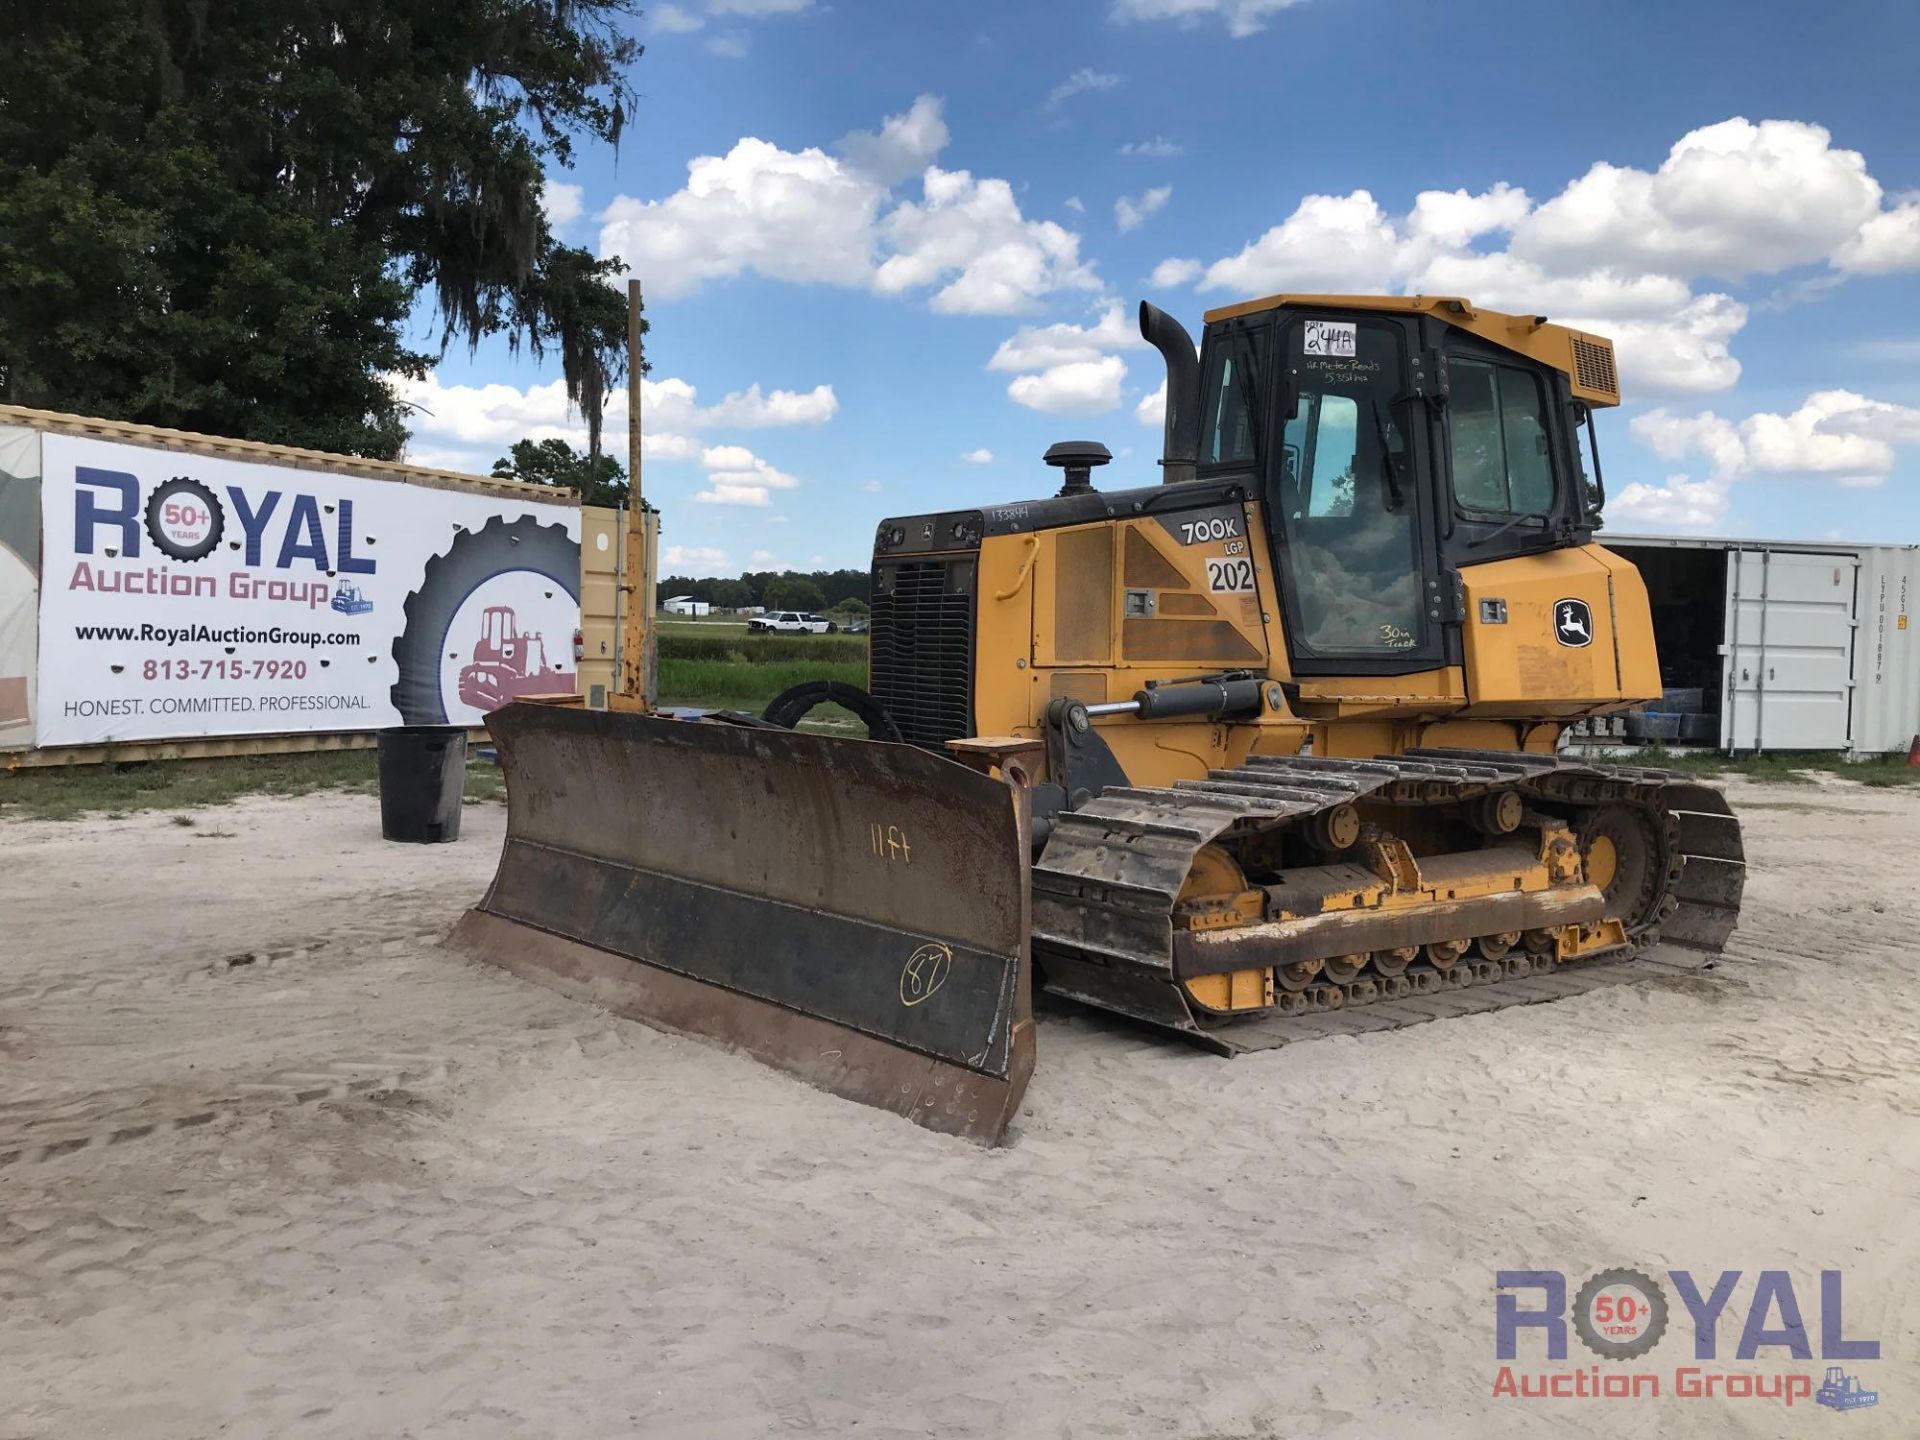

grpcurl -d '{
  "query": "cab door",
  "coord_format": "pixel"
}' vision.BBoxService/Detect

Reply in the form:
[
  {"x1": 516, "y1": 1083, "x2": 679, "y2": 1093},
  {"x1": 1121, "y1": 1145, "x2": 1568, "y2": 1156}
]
[{"x1": 1254, "y1": 310, "x2": 1445, "y2": 675}]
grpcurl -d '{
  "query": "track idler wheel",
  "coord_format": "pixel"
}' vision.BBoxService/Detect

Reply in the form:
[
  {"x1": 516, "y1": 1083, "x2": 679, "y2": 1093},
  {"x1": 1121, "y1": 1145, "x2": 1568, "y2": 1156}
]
[
  {"x1": 1578, "y1": 803, "x2": 1663, "y2": 931},
  {"x1": 1425, "y1": 937, "x2": 1468, "y2": 969}
]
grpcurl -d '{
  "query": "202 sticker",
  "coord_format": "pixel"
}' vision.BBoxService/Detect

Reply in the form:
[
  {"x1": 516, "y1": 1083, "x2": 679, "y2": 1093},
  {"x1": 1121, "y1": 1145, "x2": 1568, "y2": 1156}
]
[{"x1": 1207, "y1": 557, "x2": 1256, "y2": 594}]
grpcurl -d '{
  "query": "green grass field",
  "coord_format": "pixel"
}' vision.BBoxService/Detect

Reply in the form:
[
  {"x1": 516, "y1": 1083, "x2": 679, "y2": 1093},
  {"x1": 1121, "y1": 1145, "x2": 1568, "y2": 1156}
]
[
  {"x1": 657, "y1": 657, "x2": 867, "y2": 711},
  {"x1": 1, "y1": 633, "x2": 867, "y2": 820},
  {"x1": 654, "y1": 630, "x2": 867, "y2": 718},
  {"x1": 0, "y1": 748, "x2": 509, "y2": 823},
  {"x1": 1635, "y1": 746, "x2": 1920, "y2": 787},
  {"x1": 14, "y1": 628, "x2": 1912, "y2": 820}
]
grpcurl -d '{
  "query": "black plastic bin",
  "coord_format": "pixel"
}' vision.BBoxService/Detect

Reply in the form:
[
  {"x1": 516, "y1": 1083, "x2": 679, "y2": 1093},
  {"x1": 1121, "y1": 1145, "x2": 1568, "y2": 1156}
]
[{"x1": 377, "y1": 726, "x2": 468, "y2": 843}]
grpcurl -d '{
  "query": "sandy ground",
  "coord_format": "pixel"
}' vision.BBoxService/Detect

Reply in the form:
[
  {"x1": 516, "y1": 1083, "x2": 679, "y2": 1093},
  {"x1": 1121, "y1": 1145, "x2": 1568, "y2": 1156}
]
[{"x1": 2, "y1": 778, "x2": 1917, "y2": 1439}]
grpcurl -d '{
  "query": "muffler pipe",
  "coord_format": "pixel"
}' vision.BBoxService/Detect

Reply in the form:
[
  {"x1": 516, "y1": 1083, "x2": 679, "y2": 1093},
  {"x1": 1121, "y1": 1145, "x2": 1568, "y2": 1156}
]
[{"x1": 1139, "y1": 301, "x2": 1200, "y2": 485}]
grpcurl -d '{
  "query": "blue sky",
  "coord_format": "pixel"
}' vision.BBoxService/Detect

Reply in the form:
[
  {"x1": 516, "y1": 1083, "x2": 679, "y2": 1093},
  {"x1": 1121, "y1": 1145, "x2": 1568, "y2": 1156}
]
[{"x1": 401, "y1": 0, "x2": 1920, "y2": 574}]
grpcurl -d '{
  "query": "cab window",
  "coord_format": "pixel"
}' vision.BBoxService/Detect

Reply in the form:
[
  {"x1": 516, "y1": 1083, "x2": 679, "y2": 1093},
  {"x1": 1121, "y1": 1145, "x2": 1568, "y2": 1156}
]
[
  {"x1": 1275, "y1": 319, "x2": 1424, "y2": 657},
  {"x1": 1449, "y1": 359, "x2": 1554, "y2": 515},
  {"x1": 1197, "y1": 328, "x2": 1268, "y2": 466}
]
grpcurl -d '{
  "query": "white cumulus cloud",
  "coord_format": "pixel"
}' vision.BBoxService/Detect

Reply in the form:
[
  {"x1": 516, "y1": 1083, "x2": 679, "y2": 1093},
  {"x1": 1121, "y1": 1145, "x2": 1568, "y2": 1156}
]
[
  {"x1": 662, "y1": 545, "x2": 733, "y2": 575},
  {"x1": 1116, "y1": 185, "x2": 1172, "y2": 233},
  {"x1": 1512, "y1": 119, "x2": 1883, "y2": 281},
  {"x1": 1136, "y1": 378, "x2": 1167, "y2": 428},
  {"x1": 1149, "y1": 257, "x2": 1203, "y2": 288},
  {"x1": 961, "y1": 448, "x2": 995, "y2": 464},
  {"x1": 599, "y1": 136, "x2": 880, "y2": 297},
  {"x1": 649, "y1": 3, "x2": 705, "y2": 32},
  {"x1": 987, "y1": 302, "x2": 1144, "y2": 372},
  {"x1": 694, "y1": 444, "x2": 800, "y2": 507},
  {"x1": 1109, "y1": 0, "x2": 1312, "y2": 38},
  {"x1": 1835, "y1": 201, "x2": 1920, "y2": 275},
  {"x1": 836, "y1": 93, "x2": 950, "y2": 185},
  {"x1": 599, "y1": 98, "x2": 1099, "y2": 315},
  {"x1": 395, "y1": 370, "x2": 834, "y2": 474},
  {"x1": 990, "y1": 303, "x2": 1146, "y2": 419},
  {"x1": 876, "y1": 166, "x2": 1099, "y2": 314},
  {"x1": 1155, "y1": 119, "x2": 1920, "y2": 398},
  {"x1": 1607, "y1": 474, "x2": 1734, "y2": 530},
  {"x1": 1633, "y1": 390, "x2": 1920, "y2": 489},
  {"x1": 1047, "y1": 67, "x2": 1124, "y2": 110},
  {"x1": 1007, "y1": 355, "x2": 1127, "y2": 416},
  {"x1": 540, "y1": 180, "x2": 584, "y2": 230}
]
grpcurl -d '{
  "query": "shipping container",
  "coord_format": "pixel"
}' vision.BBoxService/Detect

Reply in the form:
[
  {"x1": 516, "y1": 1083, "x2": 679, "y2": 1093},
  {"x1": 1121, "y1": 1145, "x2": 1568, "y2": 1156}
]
[{"x1": 1578, "y1": 534, "x2": 1920, "y2": 757}]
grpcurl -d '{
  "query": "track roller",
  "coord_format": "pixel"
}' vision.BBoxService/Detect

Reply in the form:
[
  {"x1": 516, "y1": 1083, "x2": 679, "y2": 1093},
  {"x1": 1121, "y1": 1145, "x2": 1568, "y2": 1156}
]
[
  {"x1": 1322, "y1": 953, "x2": 1368, "y2": 985},
  {"x1": 1475, "y1": 931, "x2": 1521, "y2": 961},
  {"x1": 1373, "y1": 946, "x2": 1417, "y2": 978}
]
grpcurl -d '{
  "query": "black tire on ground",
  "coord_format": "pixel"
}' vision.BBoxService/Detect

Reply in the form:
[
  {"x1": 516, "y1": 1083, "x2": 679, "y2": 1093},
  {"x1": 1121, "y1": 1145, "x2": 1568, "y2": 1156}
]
[
  {"x1": 391, "y1": 514, "x2": 580, "y2": 725},
  {"x1": 761, "y1": 680, "x2": 902, "y2": 743}
]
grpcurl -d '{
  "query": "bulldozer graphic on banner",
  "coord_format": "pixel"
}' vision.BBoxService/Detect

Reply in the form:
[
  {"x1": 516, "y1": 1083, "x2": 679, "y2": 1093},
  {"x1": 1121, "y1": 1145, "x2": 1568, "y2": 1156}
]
[
  {"x1": 454, "y1": 283, "x2": 1747, "y2": 1145},
  {"x1": 458, "y1": 605, "x2": 573, "y2": 711}
]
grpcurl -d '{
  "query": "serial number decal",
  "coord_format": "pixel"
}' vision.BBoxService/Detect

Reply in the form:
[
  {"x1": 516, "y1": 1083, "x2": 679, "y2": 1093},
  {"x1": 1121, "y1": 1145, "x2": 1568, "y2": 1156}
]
[
  {"x1": 1207, "y1": 558, "x2": 1256, "y2": 594},
  {"x1": 1177, "y1": 516, "x2": 1241, "y2": 545}
]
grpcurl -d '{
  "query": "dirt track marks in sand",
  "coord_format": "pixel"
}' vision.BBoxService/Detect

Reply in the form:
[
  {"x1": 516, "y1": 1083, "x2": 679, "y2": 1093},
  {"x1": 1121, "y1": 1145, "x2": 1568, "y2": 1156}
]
[{"x1": 4, "y1": 780, "x2": 1919, "y2": 1439}]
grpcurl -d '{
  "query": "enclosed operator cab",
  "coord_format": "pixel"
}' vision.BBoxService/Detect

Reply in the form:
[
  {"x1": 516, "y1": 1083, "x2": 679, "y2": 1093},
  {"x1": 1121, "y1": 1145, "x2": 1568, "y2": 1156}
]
[
  {"x1": 1192, "y1": 294, "x2": 1646, "y2": 690},
  {"x1": 868, "y1": 294, "x2": 1661, "y2": 757}
]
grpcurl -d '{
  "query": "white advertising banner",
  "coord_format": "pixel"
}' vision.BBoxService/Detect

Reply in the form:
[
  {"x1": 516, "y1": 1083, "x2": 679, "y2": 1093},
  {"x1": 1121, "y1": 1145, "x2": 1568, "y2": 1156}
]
[{"x1": 37, "y1": 434, "x2": 582, "y2": 746}]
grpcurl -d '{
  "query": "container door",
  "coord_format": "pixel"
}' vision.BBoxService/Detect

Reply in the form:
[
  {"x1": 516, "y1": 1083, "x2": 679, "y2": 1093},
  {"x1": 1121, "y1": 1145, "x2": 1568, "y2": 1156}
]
[
  {"x1": 577, "y1": 505, "x2": 622, "y2": 708},
  {"x1": 1721, "y1": 549, "x2": 1857, "y2": 751}
]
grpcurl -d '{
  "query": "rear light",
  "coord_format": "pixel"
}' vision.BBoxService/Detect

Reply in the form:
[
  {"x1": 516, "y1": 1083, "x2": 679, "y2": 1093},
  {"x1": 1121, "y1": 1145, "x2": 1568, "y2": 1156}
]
[{"x1": 572, "y1": 628, "x2": 584, "y2": 662}]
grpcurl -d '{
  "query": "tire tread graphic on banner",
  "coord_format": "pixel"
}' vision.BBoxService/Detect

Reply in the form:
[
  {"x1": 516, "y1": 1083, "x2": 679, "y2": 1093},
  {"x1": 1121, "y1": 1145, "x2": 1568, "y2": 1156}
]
[
  {"x1": 144, "y1": 477, "x2": 225, "y2": 562},
  {"x1": 391, "y1": 514, "x2": 580, "y2": 724}
]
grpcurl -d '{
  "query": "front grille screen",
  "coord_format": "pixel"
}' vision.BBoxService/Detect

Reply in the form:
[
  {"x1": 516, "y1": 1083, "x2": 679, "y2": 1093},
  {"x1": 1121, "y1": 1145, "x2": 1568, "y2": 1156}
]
[{"x1": 870, "y1": 557, "x2": 976, "y2": 748}]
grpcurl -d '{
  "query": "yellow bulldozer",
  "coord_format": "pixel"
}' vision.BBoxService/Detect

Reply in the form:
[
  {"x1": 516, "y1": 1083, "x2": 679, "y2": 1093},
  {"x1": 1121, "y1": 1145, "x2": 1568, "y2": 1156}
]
[{"x1": 453, "y1": 288, "x2": 1745, "y2": 1143}]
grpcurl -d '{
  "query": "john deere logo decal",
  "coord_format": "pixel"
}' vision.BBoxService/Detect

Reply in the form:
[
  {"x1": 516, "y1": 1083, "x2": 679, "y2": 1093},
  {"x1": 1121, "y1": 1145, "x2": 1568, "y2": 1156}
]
[{"x1": 1554, "y1": 598, "x2": 1594, "y2": 648}]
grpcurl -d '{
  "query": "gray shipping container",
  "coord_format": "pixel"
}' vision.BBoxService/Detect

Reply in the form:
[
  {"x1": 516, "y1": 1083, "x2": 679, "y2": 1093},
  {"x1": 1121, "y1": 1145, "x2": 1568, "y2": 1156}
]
[{"x1": 1600, "y1": 534, "x2": 1920, "y2": 757}]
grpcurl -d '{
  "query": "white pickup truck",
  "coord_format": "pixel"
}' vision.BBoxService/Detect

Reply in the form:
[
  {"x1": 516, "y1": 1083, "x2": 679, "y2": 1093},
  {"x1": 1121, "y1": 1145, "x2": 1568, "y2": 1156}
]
[{"x1": 749, "y1": 610, "x2": 837, "y2": 634}]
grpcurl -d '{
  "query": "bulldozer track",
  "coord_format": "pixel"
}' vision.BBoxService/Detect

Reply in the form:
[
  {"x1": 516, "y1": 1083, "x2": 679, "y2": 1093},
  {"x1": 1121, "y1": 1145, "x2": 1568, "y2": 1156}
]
[{"x1": 1032, "y1": 747, "x2": 1744, "y2": 1054}]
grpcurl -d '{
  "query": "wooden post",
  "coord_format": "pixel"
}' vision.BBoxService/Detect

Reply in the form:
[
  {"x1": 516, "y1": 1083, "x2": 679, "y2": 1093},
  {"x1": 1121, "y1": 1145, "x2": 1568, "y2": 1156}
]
[{"x1": 619, "y1": 278, "x2": 655, "y2": 706}]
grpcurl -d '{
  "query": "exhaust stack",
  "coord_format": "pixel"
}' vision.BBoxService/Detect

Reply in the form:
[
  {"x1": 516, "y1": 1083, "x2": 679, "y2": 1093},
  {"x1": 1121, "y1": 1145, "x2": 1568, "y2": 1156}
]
[{"x1": 1140, "y1": 301, "x2": 1200, "y2": 485}]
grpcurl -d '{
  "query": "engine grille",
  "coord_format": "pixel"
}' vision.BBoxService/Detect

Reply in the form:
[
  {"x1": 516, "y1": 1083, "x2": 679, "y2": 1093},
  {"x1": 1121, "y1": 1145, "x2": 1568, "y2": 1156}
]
[
  {"x1": 870, "y1": 557, "x2": 976, "y2": 749},
  {"x1": 1571, "y1": 336, "x2": 1619, "y2": 401}
]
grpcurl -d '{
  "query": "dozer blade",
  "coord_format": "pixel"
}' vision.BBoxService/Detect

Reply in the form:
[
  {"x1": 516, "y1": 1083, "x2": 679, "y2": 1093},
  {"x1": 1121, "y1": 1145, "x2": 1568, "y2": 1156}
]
[{"x1": 452, "y1": 703, "x2": 1035, "y2": 1143}]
